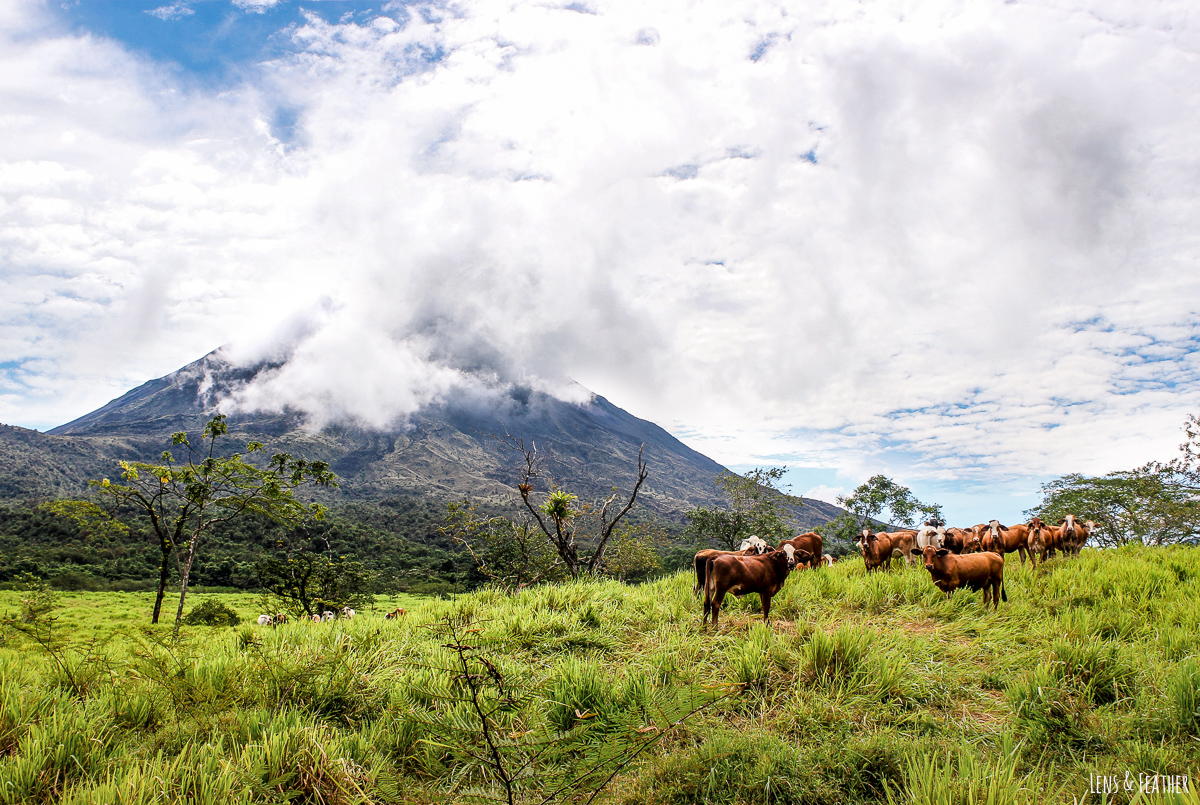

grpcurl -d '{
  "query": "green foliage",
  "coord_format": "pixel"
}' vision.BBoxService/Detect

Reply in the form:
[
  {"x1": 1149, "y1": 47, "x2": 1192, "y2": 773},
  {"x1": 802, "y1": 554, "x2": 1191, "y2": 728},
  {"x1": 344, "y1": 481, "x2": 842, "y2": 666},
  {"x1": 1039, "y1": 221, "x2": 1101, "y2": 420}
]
[
  {"x1": 10, "y1": 573, "x2": 58, "y2": 624},
  {"x1": 182, "y1": 599, "x2": 242, "y2": 627},
  {"x1": 1166, "y1": 658, "x2": 1200, "y2": 738},
  {"x1": 600, "y1": 521, "x2": 664, "y2": 582},
  {"x1": 441, "y1": 499, "x2": 564, "y2": 591},
  {"x1": 1029, "y1": 414, "x2": 1200, "y2": 546},
  {"x1": 54, "y1": 414, "x2": 339, "y2": 631},
  {"x1": 1030, "y1": 469, "x2": 1200, "y2": 547},
  {"x1": 819, "y1": 475, "x2": 943, "y2": 547},
  {"x1": 256, "y1": 532, "x2": 376, "y2": 618},
  {"x1": 686, "y1": 466, "x2": 800, "y2": 550}
]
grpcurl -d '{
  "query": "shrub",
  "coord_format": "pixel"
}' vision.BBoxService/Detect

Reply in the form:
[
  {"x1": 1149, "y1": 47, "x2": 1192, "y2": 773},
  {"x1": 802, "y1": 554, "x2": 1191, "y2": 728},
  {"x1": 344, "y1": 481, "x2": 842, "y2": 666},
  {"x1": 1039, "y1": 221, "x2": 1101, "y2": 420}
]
[{"x1": 182, "y1": 599, "x2": 241, "y2": 627}]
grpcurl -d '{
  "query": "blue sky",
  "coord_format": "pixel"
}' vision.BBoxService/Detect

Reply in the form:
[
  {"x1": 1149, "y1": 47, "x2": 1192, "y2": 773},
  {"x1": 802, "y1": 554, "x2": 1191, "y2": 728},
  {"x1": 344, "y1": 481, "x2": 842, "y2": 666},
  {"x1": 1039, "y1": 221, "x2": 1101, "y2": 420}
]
[
  {"x1": 56, "y1": 2, "x2": 394, "y2": 85},
  {"x1": 3, "y1": 0, "x2": 1199, "y2": 526}
]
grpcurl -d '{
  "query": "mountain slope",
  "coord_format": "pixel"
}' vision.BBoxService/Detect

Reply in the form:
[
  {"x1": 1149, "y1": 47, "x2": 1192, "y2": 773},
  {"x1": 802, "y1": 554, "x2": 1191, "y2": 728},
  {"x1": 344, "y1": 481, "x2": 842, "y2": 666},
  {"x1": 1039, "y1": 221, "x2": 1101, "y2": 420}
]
[{"x1": 20, "y1": 350, "x2": 843, "y2": 528}]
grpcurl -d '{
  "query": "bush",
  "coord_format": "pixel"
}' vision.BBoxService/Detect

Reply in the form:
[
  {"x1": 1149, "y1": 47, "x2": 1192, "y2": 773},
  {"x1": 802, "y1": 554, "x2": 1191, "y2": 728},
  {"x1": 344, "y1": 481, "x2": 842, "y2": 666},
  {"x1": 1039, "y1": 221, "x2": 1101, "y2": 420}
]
[{"x1": 182, "y1": 599, "x2": 241, "y2": 627}]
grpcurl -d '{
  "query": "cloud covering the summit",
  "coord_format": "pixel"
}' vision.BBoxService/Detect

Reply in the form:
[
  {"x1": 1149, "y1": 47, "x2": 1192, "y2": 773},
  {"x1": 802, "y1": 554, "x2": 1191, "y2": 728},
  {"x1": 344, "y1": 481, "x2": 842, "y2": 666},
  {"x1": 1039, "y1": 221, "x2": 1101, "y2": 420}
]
[{"x1": 1, "y1": 0, "x2": 1199, "y2": 515}]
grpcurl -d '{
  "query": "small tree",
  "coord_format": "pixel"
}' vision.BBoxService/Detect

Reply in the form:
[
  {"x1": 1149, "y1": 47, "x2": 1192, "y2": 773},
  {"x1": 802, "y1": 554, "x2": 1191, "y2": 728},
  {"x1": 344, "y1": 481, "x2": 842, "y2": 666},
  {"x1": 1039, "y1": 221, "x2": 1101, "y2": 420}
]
[
  {"x1": 818, "y1": 475, "x2": 942, "y2": 546},
  {"x1": 441, "y1": 499, "x2": 565, "y2": 592},
  {"x1": 508, "y1": 436, "x2": 649, "y2": 579},
  {"x1": 256, "y1": 535, "x2": 375, "y2": 618},
  {"x1": 53, "y1": 414, "x2": 337, "y2": 632},
  {"x1": 686, "y1": 467, "x2": 801, "y2": 550}
]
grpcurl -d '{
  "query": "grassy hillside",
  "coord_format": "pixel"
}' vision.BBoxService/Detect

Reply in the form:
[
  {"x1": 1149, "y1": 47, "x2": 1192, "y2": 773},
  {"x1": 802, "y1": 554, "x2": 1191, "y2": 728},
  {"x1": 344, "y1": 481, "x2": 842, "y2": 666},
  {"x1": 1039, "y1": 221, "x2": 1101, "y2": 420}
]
[{"x1": 2, "y1": 546, "x2": 1198, "y2": 804}]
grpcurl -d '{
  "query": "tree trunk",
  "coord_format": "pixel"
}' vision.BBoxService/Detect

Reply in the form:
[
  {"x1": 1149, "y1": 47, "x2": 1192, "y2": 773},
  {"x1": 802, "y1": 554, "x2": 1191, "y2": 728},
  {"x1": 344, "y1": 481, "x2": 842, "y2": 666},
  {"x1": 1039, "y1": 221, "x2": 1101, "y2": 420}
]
[
  {"x1": 151, "y1": 551, "x2": 170, "y2": 624},
  {"x1": 173, "y1": 547, "x2": 198, "y2": 635}
]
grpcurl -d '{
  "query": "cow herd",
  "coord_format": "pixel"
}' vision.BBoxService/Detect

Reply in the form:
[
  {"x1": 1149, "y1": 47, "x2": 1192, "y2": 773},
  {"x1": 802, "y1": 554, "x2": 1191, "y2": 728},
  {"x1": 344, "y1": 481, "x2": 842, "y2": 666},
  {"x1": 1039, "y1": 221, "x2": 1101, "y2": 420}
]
[
  {"x1": 256, "y1": 606, "x2": 361, "y2": 626},
  {"x1": 695, "y1": 515, "x2": 1093, "y2": 627}
]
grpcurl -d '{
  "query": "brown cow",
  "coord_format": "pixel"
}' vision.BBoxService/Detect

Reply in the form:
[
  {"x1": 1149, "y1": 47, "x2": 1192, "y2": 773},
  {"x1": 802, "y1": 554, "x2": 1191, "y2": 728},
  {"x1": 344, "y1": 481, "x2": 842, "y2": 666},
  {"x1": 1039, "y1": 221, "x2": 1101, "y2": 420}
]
[
  {"x1": 1027, "y1": 517, "x2": 1050, "y2": 566},
  {"x1": 861, "y1": 529, "x2": 916, "y2": 572},
  {"x1": 703, "y1": 545, "x2": 806, "y2": 629},
  {"x1": 980, "y1": 520, "x2": 1030, "y2": 566},
  {"x1": 693, "y1": 537, "x2": 771, "y2": 594},
  {"x1": 911, "y1": 546, "x2": 1007, "y2": 609},
  {"x1": 780, "y1": 532, "x2": 823, "y2": 570},
  {"x1": 942, "y1": 527, "x2": 977, "y2": 554},
  {"x1": 385, "y1": 608, "x2": 406, "y2": 619},
  {"x1": 1059, "y1": 514, "x2": 1087, "y2": 557}
]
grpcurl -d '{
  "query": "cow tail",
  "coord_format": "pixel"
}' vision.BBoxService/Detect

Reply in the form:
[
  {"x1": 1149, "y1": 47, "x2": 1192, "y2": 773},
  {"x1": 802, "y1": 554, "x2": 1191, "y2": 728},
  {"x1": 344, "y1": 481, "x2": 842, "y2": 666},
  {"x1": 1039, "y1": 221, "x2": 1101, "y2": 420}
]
[{"x1": 1001, "y1": 584, "x2": 1008, "y2": 602}]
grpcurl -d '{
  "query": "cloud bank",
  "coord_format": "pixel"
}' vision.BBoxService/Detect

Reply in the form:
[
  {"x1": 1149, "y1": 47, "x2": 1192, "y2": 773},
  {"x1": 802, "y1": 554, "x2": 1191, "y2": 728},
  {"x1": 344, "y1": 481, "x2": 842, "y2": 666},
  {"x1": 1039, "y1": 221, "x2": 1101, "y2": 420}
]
[{"x1": 2, "y1": 0, "x2": 1199, "y2": 501}]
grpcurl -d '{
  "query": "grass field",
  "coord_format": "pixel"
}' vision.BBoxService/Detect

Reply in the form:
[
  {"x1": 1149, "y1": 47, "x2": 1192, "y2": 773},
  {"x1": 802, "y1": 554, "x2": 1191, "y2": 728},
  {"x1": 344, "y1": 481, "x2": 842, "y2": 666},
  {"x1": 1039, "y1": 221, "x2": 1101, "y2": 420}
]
[{"x1": 1, "y1": 546, "x2": 1198, "y2": 804}]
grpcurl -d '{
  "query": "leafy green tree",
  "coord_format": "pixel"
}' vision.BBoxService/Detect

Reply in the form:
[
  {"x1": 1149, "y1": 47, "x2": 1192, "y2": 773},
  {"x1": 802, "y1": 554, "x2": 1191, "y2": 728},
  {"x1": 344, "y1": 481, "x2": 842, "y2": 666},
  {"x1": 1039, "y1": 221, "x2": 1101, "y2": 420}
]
[
  {"x1": 686, "y1": 467, "x2": 800, "y2": 550},
  {"x1": 257, "y1": 533, "x2": 375, "y2": 617},
  {"x1": 817, "y1": 475, "x2": 942, "y2": 547},
  {"x1": 440, "y1": 499, "x2": 565, "y2": 591},
  {"x1": 1028, "y1": 415, "x2": 1200, "y2": 547},
  {"x1": 1029, "y1": 468, "x2": 1199, "y2": 547},
  {"x1": 50, "y1": 414, "x2": 336, "y2": 632},
  {"x1": 600, "y1": 521, "x2": 665, "y2": 582}
]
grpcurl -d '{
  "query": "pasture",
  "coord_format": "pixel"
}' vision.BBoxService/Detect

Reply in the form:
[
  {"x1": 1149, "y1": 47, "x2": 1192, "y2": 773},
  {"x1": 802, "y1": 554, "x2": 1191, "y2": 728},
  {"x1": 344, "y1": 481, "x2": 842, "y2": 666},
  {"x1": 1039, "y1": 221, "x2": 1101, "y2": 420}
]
[{"x1": 1, "y1": 546, "x2": 1198, "y2": 804}]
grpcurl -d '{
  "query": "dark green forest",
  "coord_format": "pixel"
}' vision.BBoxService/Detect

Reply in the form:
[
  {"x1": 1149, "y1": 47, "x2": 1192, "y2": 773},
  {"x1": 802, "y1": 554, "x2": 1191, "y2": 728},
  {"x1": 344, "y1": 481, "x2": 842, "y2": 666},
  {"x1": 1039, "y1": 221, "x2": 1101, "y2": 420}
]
[{"x1": 0, "y1": 496, "x2": 477, "y2": 595}]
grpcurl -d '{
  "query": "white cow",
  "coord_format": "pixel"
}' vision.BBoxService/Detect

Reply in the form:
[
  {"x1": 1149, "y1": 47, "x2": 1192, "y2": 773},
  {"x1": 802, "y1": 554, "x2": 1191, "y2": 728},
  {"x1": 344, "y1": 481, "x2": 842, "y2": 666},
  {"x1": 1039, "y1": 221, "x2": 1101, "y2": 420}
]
[
  {"x1": 257, "y1": 614, "x2": 273, "y2": 626},
  {"x1": 341, "y1": 607, "x2": 356, "y2": 620},
  {"x1": 737, "y1": 535, "x2": 770, "y2": 554},
  {"x1": 322, "y1": 610, "x2": 335, "y2": 622},
  {"x1": 915, "y1": 522, "x2": 942, "y2": 551}
]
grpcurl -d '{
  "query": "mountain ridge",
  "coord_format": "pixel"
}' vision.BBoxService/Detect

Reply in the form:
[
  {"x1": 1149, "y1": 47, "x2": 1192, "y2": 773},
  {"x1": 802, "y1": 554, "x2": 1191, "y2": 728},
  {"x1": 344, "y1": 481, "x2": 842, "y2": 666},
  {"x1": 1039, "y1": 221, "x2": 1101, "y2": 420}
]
[{"x1": 8, "y1": 350, "x2": 844, "y2": 529}]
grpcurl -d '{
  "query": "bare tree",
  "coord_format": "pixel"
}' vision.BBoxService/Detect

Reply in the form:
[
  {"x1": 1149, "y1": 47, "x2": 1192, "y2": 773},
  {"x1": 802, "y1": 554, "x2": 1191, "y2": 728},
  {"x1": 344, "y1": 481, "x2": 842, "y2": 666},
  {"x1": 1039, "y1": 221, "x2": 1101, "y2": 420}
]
[{"x1": 503, "y1": 435, "x2": 649, "y2": 579}]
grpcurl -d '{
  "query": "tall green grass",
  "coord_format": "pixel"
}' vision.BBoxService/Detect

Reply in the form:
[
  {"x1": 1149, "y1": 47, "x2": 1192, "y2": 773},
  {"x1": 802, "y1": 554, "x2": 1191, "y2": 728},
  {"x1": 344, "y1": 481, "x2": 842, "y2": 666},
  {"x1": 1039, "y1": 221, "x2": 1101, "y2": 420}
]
[{"x1": 1, "y1": 545, "x2": 1198, "y2": 804}]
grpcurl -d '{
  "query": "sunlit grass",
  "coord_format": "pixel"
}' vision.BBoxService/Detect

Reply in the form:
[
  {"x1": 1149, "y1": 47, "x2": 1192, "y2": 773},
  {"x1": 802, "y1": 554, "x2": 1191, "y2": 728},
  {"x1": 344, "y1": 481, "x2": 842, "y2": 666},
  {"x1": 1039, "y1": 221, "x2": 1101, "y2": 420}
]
[{"x1": 0, "y1": 545, "x2": 1197, "y2": 803}]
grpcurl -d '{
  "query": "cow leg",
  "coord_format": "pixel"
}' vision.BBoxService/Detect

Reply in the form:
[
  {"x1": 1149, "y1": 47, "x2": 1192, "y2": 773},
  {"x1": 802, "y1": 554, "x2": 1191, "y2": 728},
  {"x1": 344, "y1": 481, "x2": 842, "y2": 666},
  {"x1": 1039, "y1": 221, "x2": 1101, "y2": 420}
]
[
  {"x1": 710, "y1": 591, "x2": 724, "y2": 629},
  {"x1": 761, "y1": 593, "x2": 772, "y2": 625},
  {"x1": 1017, "y1": 547, "x2": 1027, "y2": 567}
]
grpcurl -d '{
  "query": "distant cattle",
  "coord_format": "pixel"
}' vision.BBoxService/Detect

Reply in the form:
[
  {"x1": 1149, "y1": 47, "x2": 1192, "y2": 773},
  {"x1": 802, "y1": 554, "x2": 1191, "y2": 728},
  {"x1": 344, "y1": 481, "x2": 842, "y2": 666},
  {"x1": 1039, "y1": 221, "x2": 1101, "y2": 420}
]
[
  {"x1": 780, "y1": 532, "x2": 823, "y2": 570},
  {"x1": 912, "y1": 546, "x2": 1007, "y2": 609},
  {"x1": 342, "y1": 607, "x2": 356, "y2": 620},
  {"x1": 385, "y1": 607, "x2": 406, "y2": 620},
  {"x1": 693, "y1": 537, "x2": 771, "y2": 594},
  {"x1": 322, "y1": 611, "x2": 335, "y2": 622},
  {"x1": 257, "y1": 614, "x2": 273, "y2": 626},
  {"x1": 703, "y1": 545, "x2": 806, "y2": 629}
]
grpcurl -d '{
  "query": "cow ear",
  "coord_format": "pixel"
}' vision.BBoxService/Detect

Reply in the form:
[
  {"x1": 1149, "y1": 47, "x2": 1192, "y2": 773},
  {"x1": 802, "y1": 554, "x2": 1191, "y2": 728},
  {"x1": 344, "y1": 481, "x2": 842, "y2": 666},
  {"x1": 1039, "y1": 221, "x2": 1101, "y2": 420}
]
[
  {"x1": 935, "y1": 548, "x2": 950, "y2": 557},
  {"x1": 910, "y1": 548, "x2": 921, "y2": 555}
]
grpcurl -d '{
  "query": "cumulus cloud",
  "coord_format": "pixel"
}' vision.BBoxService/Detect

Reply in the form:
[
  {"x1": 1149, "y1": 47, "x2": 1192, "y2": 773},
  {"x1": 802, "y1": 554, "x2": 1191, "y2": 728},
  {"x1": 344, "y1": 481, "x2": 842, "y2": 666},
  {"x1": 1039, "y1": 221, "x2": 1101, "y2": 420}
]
[{"x1": 2, "y1": 0, "x2": 1199, "y2": 506}]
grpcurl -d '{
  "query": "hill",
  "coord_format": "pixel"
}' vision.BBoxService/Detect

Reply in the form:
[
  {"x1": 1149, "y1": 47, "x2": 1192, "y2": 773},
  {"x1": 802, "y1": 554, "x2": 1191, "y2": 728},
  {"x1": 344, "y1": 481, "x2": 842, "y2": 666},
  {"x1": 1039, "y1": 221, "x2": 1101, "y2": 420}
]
[{"x1": 7, "y1": 348, "x2": 842, "y2": 529}]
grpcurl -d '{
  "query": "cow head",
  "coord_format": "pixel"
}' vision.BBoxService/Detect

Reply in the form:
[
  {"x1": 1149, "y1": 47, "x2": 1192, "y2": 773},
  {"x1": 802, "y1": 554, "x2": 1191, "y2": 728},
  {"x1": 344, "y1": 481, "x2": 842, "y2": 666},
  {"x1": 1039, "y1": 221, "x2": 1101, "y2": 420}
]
[
  {"x1": 781, "y1": 544, "x2": 799, "y2": 569},
  {"x1": 971, "y1": 535, "x2": 983, "y2": 552},
  {"x1": 911, "y1": 545, "x2": 950, "y2": 571}
]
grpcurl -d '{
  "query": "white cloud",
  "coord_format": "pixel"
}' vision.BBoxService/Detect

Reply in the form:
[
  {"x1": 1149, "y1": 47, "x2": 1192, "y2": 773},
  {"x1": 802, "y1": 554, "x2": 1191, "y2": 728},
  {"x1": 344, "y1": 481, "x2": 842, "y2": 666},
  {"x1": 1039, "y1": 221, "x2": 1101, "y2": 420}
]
[
  {"x1": 1, "y1": 0, "x2": 1198, "y2": 510},
  {"x1": 802, "y1": 485, "x2": 845, "y2": 506},
  {"x1": 232, "y1": 0, "x2": 282, "y2": 13},
  {"x1": 146, "y1": 3, "x2": 194, "y2": 21}
]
